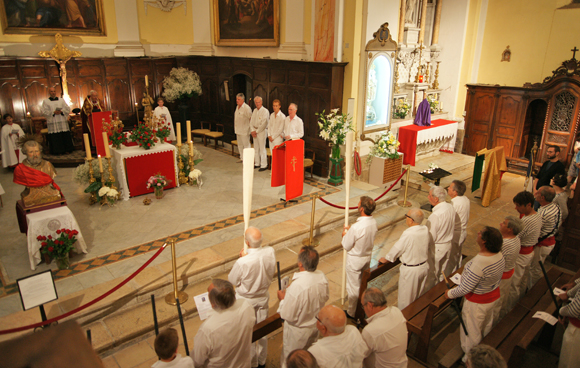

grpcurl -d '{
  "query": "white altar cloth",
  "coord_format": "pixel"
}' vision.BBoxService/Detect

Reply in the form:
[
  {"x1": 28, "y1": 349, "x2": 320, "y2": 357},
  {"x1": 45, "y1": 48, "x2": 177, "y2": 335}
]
[{"x1": 26, "y1": 206, "x2": 88, "y2": 270}]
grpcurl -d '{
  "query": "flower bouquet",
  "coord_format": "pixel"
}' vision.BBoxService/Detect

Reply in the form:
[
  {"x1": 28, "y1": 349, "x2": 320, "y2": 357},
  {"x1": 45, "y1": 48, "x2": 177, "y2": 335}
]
[
  {"x1": 316, "y1": 108, "x2": 354, "y2": 159},
  {"x1": 147, "y1": 173, "x2": 171, "y2": 199},
  {"x1": 98, "y1": 186, "x2": 119, "y2": 207},
  {"x1": 155, "y1": 119, "x2": 172, "y2": 143},
  {"x1": 162, "y1": 67, "x2": 202, "y2": 103},
  {"x1": 37, "y1": 228, "x2": 79, "y2": 269},
  {"x1": 188, "y1": 168, "x2": 203, "y2": 188},
  {"x1": 130, "y1": 123, "x2": 156, "y2": 150},
  {"x1": 393, "y1": 99, "x2": 411, "y2": 119},
  {"x1": 368, "y1": 131, "x2": 401, "y2": 163},
  {"x1": 73, "y1": 160, "x2": 116, "y2": 204},
  {"x1": 103, "y1": 119, "x2": 126, "y2": 149},
  {"x1": 427, "y1": 95, "x2": 440, "y2": 114}
]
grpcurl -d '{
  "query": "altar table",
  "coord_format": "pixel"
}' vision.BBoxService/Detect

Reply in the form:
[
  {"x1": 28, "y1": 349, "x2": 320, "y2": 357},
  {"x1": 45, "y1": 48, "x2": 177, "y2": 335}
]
[
  {"x1": 111, "y1": 143, "x2": 179, "y2": 201},
  {"x1": 398, "y1": 119, "x2": 459, "y2": 166},
  {"x1": 26, "y1": 206, "x2": 88, "y2": 270}
]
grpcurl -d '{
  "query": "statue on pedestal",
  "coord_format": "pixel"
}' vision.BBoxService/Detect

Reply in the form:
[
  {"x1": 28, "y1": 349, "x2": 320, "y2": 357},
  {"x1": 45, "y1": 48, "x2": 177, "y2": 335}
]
[
  {"x1": 13, "y1": 137, "x2": 62, "y2": 207},
  {"x1": 142, "y1": 92, "x2": 154, "y2": 127}
]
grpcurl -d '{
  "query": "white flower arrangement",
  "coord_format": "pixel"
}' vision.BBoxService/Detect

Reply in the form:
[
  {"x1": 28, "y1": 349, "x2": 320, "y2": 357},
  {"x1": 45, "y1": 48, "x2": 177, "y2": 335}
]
[
  {"x1": 72, "y1": 159, "x2": 110, "y2": 184},
  {"x1": 98, "y1": 186, "x2": 119, "y2": 206},
  {"x1": 162, "y1": 67, "x2": 202, "y2": 103},
  {"x1": 317, "y1": 108, "x2": 354, "y2": 146},
  {"x1": 98, "y1": 186, "x2": 110, "y2": 197},
  {"x1": 368, "y1": 131, "x2": 401, "y2": 161},
  {"x1": 188, "y1": 169, "x2": 202, "y2": 180}
]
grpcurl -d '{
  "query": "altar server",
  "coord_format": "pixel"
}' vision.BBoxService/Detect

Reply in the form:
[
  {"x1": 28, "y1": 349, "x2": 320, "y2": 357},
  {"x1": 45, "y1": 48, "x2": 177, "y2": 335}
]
[
  {"x1": 427, "y1": 186, "x2": 457, "y2": 282},
  {"x1": 1, "y1": 114, "x2": 25, "y2": 168},
  {"x1": 558, "y1": 277, "x2": 580, "y2": 368},
  {"x1": 250, "y1": 96, "x2": 269, "y2": 171},
  {"x1": 41, "y1": 87, "x2": 73, "y2": 155},
  {"x1": 234, "y1": 93, "x2": 253, "y2": 163},
  {"x1": 278, "y1": 246, "x2": 329, "y2": 368},
  {"x1": 191, "y1": 279, "x2": 255, "y2": 368},
  {"x1": 268, "y1": 99, "x2": 285, "y2": 148},
  {"x1": 449, "y1": 180, "x2": 470, "y2": 271},
  {"x1": 341, "y1": 196, "x2": 378, "y2": 318},
  {"x1": 228, "y1": 227, "x2": 276, "y2": 368},
  {"x1": 361, "y1": 288, "x2": 408, "y2": 368},
  {"x1": 284, "y1": 103, "x2": 304, "y2": 140},
  {"x1": 446, "y1": 226, "x2": 505, "y2": 361},
  {"x1": 505, "y1": 191, "x2": 542, "y2": 310},
  {"x1": 153, "y1": 98, "x2": 176, "y2": 142},
  {"x1": 379, "y1": 208, "x2": 430, "y2": 309},
  {"x1": 495, "y1": 216, "x2": 522, "y2": 321}
]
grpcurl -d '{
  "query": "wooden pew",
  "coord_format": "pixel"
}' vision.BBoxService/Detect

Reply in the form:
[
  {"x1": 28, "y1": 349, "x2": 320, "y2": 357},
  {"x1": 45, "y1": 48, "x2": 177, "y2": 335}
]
[{"x1": 252, "y1": 313, "x2": 283, "y2": 343}]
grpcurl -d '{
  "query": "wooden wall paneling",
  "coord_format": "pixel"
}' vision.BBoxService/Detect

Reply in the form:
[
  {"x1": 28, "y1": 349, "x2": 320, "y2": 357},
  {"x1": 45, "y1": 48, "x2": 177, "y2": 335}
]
[
  {"x1": 491, "y1": 92, "x2": 523, "y2": 157},
  {"x1": 463, "y1": 87, "x2": 497, "y2": 155},
  {"x1": 306, "y1": 90, "x2": 330, "y2": 177},
  {"x1": 107, "y1": 78, "x2": 132, "y2": 122},
  {"x1": 0, "y1": 80, "x2": 24, "y2": 121},
  {"x1": 252, "y1": 83, "x2": 267, "y2": 107},
  {"x1": 76, "y1": 59, "x2": 107, "y2": 109}
]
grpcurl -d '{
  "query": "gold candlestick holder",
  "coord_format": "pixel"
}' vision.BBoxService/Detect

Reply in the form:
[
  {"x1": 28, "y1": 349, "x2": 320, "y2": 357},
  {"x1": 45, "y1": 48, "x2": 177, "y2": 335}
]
[
  {"x1": 394, "y1": 62, "x2": 400, "y2": 94},
  {"x1": 105, "y1": 157, "x2": 118, "y2": 193},
  {"x1": 176, "y1": 143, "x2": 188, "y2": 185},
  {"x1": 425, "y1": 62, "x2": 430, "y2": 87},
  {"x1": 99, "y1": 169, "x2": 106, "y2": 205},
  {"x1": 432, "y1": 61, "x2": 440, "y2": 90},
  {"x1": 87, "y1": 158, "x2": 98, "y2": 205}
]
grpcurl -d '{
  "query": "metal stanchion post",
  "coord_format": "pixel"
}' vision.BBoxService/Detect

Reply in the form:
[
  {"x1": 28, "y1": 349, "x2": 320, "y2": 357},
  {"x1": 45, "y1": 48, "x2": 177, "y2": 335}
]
[
  {"x1": 398, "y1": 166, "x2": 412, "y2": 207},
  {"x1": 302, "y1": 194, "x2": 320, "y2": 247},
  {"x1": 165, "y1": 238, "x2": 188, "y2": 305}
]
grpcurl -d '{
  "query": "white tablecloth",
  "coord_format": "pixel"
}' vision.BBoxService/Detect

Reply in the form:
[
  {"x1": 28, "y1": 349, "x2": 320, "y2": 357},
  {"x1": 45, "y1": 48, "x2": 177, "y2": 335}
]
[
  {"x1": 26, "y1": 206, "x2": 88, "y2": 270},
  {"x1": 416, "y1": 121, "x2": 458, "y2": 153},
  {"x1": 111, "y1": 143, "x2": 179, "y2": 201}
]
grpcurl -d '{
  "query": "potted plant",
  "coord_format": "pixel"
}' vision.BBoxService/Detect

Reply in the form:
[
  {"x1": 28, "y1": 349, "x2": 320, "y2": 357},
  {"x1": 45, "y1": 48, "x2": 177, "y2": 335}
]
[
  {"x1": 162, "y1": 67, "x2": 203, "y2": 136},
  {"x1": 103, "y1": 119, "x2": 127, "y2": 149},
  {"x1": 392, "y1": 99, "x2": 411, "y2": 119},
  {"x1": 155, "y1": 119, "x2": 172, "y2": 143},
  {"x1": 367, "y1": 131, "x2": 404, "y2": 187},
  {"x1": 147, "y1": 173, "x2": 171, "y2": 199},
  {"x1": 317, "y1": 108, "x2": 354, "y2": 186},
  {"x1": 37, "y1": 228, "x2": 79, "y2": 270}
]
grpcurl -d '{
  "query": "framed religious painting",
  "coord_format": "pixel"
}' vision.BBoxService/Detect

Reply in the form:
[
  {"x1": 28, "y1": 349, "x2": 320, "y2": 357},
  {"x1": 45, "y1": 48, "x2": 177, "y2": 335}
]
[
  {"x1": 213, "y1": 0, "x2": 279, "y2": 46},
  {"x1": 0, "y1": 0, "x2": 106, "y2": 36}
]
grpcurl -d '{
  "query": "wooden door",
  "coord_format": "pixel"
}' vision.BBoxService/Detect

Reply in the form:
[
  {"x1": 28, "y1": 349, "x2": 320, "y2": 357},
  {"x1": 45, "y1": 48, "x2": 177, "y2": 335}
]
[
  {"x1": 463, "y1": 87, "x2": 497, "y2": 155},
  {"x1": 490, "y1": 93, "x2": 524, "y2": 157},
  {"x1": 540, "y1": 88, "x2": 580, "y2": 165}
]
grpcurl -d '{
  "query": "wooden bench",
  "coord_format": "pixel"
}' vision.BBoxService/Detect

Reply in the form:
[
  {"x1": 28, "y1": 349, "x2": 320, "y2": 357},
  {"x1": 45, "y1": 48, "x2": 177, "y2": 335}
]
[
  {"x1": 252, "y1": 313, "x2": 283, "y2": 343},
  {"x1": 204, "y1": 123, "x2": 224, "y2": 150}
]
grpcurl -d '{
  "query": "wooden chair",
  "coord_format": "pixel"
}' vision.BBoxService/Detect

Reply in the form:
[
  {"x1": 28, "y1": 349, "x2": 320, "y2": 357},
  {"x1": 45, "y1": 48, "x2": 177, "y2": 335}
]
[
  {"x1": 204, "y1": 123, "x2": 224, "y2": 150},
  {"x1": 192, "y1": 121, "x2": 210, "y2": 143},
  {"x1": 231, "y1": 140, "x2": 239, "y2": 157},
  {"x1": 304, "y1": 149, "x2": 315, "y2": 178}
]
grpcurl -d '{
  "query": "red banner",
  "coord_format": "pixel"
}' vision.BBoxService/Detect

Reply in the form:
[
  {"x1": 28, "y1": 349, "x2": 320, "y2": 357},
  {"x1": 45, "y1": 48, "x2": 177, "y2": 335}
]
[
  {"x1": 89, "y1": 111, "x2": 113, "y2": 157},
  {"x1": 271, "y1": 139, "x2": 304, "y2": 201}
]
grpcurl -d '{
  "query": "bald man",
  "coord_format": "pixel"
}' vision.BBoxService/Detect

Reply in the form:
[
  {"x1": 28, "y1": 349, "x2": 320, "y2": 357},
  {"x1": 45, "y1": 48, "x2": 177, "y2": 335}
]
[
  {"x1": 308, "y1": 305, "x2": 368, "y2": 368},
  {"x1": 250, "y1": 96, "x2": 269, "y2": 171},
  {"x1": 380, "y1": 208, "x2": 430, "y2": 309}
]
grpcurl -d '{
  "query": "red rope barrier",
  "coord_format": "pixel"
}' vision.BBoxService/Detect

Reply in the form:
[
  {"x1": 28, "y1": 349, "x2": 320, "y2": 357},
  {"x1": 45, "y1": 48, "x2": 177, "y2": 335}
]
[
  {"x1": 318, "y1": 168, "x2": 408, "y2": 210},
  {"x1": 0, "y1": 244, "x2": 167, "y2": 335}
]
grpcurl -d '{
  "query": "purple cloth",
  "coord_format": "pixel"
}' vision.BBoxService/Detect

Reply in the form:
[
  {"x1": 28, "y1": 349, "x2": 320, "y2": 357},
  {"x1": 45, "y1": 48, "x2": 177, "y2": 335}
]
[{"x1": 414, "y1": 99, "x2": 431, "y2": 126}]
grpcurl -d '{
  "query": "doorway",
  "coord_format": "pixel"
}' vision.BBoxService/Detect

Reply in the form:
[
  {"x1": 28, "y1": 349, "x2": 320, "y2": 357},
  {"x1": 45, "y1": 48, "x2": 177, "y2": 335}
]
[
  {"x1": 232, "y1": 74, "x2": 253, "y2": 107},
  {"x1": 521, "y1": 99, "x2": 548, "y2": 159}
]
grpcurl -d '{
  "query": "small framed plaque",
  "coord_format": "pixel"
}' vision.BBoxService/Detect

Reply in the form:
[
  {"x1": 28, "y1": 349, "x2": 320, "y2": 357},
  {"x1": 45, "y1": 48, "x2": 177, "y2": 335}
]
[{"x1": 17, "y1": 270, "x2": 58, "y2": 311}]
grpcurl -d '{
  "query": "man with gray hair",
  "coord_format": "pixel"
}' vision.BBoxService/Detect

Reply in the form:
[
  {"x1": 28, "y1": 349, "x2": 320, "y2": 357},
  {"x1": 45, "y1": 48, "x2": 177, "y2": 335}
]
[
  {"x1": 228, "y1": 227, "x2": 276, "y2": 368},
  {"x1": 308, "y1": 305, "x2": 368, "y2": 368},
  {"x1": 234, "y1": 93, "x2": 253, "y2": 163},
  {"x1": 449, "y1": 180, "x2": 470, "y2": 271},
  {"x1": 361, "y1": 288, "x2": 408, "y2": 368},
  {"x1": 278, "y1": 246, "x2": 329, "y2": 367},
  {"x1": 427, "y1": 185, "x2": 458, "y2": 282},
  {"x1": 379, "y1": 208, "x2": 430, "y2": 309},
  {"x1": 192, "y1": 279, "x2": 255, "y2": 368},
  {"x1": 466, "y1": 345, "x2": 507, "y2": 368},
  {"x1": 286, "y1": 350, "x2": 319, "y2": 368},
  {"x1": 495, "y1": 216, "x2": 523, "y2": 321},
  {"x1": 250, "y1": 96, "x2": 270, "y2": 171},
  {"x1": 284, "y1": 103, "x2": 304, "y2": 140}
]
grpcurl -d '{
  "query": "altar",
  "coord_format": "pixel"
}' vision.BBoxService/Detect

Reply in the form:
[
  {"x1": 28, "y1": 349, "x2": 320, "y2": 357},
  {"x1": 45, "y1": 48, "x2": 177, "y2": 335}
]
[
  {"x1": 397, "y1": 119, "x2": 458, "y2": 166},
  {"x1": 111, "y1": 144, "x2": 179, "y2": 201}
]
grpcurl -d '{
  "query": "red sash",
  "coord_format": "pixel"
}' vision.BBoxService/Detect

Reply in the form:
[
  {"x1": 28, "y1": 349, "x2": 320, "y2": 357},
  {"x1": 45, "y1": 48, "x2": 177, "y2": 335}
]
[
  {"x1": 13, "y1": 163, "x2": 61, "y2": 193},
  {"x1": 465, "y1": 288, "x2": 500, "y2": 304},
  {"x1": 570, "y1": 317, "x2": 580, "y2": 329},
  {"x1": 536, "y1": 236, "x2": 555, "y2": 247},
  {"x1": 502, "y1": 268, "x2": 515, "y2": 279},
  {"x1": 519, "y1": 246, "x2": 534, "y2": 255}
]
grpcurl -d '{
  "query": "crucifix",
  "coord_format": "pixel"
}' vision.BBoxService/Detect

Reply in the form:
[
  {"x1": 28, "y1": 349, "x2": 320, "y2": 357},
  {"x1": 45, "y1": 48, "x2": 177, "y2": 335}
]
[
  {"x1": 572, "y1": 46, "x2": 578, "y2": 59},
  {"x1": 38, "y1": 33, "x2": 82, "y2": 106},
  {"x1": 290, "y1": 156, "x2": 297, "y2": 172},
  {"x1": 414, "y1": 43, "x2": 426, "y2": 83}
]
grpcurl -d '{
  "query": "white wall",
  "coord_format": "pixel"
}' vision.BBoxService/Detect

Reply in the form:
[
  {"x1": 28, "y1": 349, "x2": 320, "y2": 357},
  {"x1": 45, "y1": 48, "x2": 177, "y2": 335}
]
[{"x1": 366, "y1": 0, "x2": 400, "y2": 43}]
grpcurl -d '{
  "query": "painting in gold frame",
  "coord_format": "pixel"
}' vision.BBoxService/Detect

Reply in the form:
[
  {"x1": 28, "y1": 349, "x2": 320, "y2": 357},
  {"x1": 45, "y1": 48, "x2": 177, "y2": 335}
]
[
  {"x1": 0, "y1": 0, "x2": 106, "y2": 36},
  {"x1": 213, "y1": 0, "x2": 279, "y2": 47}
]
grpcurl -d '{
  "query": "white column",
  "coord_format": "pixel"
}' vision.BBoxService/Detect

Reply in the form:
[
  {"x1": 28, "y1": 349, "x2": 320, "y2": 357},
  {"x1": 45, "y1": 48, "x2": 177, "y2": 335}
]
[
  {"x1": 113, "y1": 1, "x2": 145, "y2": 57},
  {"x1": 277, "y1": 0, "x2": 308, "y2": 60},
  {"x1": 190, "y1": 0, "x2": 215, "y2": 55}
]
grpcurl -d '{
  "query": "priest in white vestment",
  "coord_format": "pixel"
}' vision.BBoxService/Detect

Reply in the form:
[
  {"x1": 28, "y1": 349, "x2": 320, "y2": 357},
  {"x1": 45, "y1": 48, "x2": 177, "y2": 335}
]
[
  {"x1": 1, "y1": 114, "x2": 25, "y2": 168},
  {"x1": 153, "y1": 98, "x2": 176, "y2": 142},
  {"x1": 41, "y1": 87, "x2": 72, "y2": 155}
]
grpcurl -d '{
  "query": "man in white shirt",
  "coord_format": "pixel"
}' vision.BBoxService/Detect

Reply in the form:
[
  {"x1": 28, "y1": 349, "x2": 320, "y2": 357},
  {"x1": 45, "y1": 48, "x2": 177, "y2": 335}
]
[
  {"x1": 191, "y1": 279, "x2": 256, "y2": 368},
  {"x1": 234, "y1": 93, "x2": 253, "y2": 163},
  {"x1": 41, "y1": 86, "x2": 73, "y2": 155},
  {"x1": 341, "y1": 196, "x2": 378, "y2": 318},
  {"x1": 153, "y1": 328, "x2": 194, "y2": 368},
  {"x1": 250, "y1": 96, "x2": 270, "y2": 171},
  {"x1": 268, "y1": 99, "x2": 286, "y2": 148},
  {"x1": 379, "y1": 208, "x2": 430, "y2": 309},
  {"x1": 286, "y1": 350, "x2": 319, "y2": 368},
  {"x1": 278, "y1": 246, "x2": 329, "y2": 367},
  {"x1": 284, "y1": 103, "x2": 304, "y2": 140},
  {"x1": 361, "y1": 288, "x2": 408, "y2": 368},
  {"x1": 308, "y1": 305, "x2": 368, "y2": 368},
  {"x1": 228, "y1": 227, "x2": 276, "y2": 368},
  {"x1": 449, "y1": 180, "x2": 470, "y2": 271},
  {"x1": 427, "y1": 186, "x2": 457, "y2": 282}
]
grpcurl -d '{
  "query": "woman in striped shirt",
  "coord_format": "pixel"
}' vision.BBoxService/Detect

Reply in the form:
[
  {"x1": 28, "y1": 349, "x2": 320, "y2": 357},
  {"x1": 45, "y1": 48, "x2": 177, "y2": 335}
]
[
  {"x1": 558, "y1": 277, "x2": 580, "y2": 368},
  {"x1": 445, "y1": 226, "x2": 505, "y2": 362}
]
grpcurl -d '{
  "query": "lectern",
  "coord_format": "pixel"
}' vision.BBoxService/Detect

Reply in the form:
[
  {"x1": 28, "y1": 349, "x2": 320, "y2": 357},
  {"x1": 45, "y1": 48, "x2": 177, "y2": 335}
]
[
  {"x1": 271, "y1": 139, "x2": 304, "y2": 201},
  {"x1": 88, "y1": 111, "x2": 112, "y2": 157}
]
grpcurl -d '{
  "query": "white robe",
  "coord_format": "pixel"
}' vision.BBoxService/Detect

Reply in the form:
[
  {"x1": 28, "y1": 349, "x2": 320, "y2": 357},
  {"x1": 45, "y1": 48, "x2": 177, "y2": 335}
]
[
  {"x1": 309, "y1": 325, "x2": 368, "y2": 368},
  {"x1": 362, "y1": 307, "x2": 408, "y2": 368},
  {"x1": 153, "y1": 106, "x2": 176, "y2": 141},
  {"x1": 250, "y1": 106, "x2": 270, "y2": 168},
  {"x1": 41, "y1": 98, "x2": 71, "y2": 133},
  {"x1": 427, "y1": 202, "x2": 457, "y2": 283},
  {"x1": 1, "y1": 123, "x2": 25, "y2": 167}
]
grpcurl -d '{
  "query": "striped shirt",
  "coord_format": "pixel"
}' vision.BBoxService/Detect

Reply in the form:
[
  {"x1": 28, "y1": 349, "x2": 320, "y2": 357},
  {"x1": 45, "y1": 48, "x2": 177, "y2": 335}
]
[
  {"x1": 448, "y1": 253, "x2": 505, "y2": 298},
  {"x1": 538, "y1": 202, "x2": 561, "y2": 239},
  {"x1": 560, "y1": 279, "x2": 580, "y2": 319},
  {"x1": 501, "y1": 236, "x2": 521, "y2": 272},
  {"x1": 518, "y1": 213, "x2": 542, "y2": 248}
]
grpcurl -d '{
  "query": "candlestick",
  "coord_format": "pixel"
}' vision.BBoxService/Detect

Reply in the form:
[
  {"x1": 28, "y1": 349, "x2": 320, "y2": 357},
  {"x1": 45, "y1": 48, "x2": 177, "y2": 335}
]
[
  {"x1": 188, "y1": 141, "x2": 194, "y2": 177},
  {"x1": 186, "y1": 120, "x2": 191, "y2": 143},
  {"x1": 189, "y1": 141, "x2": 193, "y2": 156},
  {"x1": 176, "y1": 122, "x2": 181, "y2": 143},
  {"x1": 145, "y1": 75, "x2": 148, "y2": 88},
  {"x1": 135, "y1": 102, "x2": 139, "y2": 125},
  {"x1": 84, "y1": 133, "x2": 92, "y2": 159},
  {"x1": 176, "y1": 142, "x2": 188, "y2": 185},
  {"x1": 106, "y1": 157, "x2": 118, "y2": 192},
  {"x1": 98, "y1": 155, "x2": 103, "y2": 172},
  {"x1": 102, "y1": 132, "x2": 111, "y2": 157}
]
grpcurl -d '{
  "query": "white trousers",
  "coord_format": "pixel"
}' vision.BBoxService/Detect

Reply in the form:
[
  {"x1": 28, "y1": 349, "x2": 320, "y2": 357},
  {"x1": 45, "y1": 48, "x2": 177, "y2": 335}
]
[
  {"x1": 270, "y1": 136, "x2": 284, "y2": 149},
  {"x1": 254, "y1": 129, "x2": 268, "y2": 168},
  {"x1": 559, "y1": 323, "x2": 580, "y2": 368},
  {"x1": 236, "y1": 133, "x2": 251, "y2": 160},
  {"x1": 505, "y1": 252, "x2": 534, "y2": 312},
  {"x1": 238, "y1": 295, "x2": 269, "y2": 367},
  {"x1": 434, "y1": 242, "x2": 452, "y2": 281},
  {"x1": 280, "y1": 322, "x2": 318, "y2": 368},
  {"x1": 346, "y1": 255, "x2": 371, "y2": 317},
  {"x1": 398, "y1": 263, "x2": 429, "y2": 310},
  {"x1": 450, "y1": 233, "x2": 466, "y2": 273},
  {"x1": 528, "y1": 245, "x2": 554, "y2": 289},
  {"x1": 493, "y1": 275, "x2": 513, "y2": 324},
  {"x1": 460, "y1": 299, "x2": 499, "y2": 361}
]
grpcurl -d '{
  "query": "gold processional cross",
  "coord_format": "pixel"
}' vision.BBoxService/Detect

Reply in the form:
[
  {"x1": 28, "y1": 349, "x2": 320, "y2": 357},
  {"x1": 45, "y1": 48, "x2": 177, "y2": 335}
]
[{"x1": 38, "y1": 33, "x2": 82, "y2": 105}]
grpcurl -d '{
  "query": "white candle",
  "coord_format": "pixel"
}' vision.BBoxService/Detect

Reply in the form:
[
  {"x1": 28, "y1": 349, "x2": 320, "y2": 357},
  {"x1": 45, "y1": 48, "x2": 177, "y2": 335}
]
[
  {"x1": 145, "y1": 75, "x2": 148, "y2": 88},
  {"x1": 84, "y1": 133, "x2": 92, "y2": 159},
  {"x1": 176, "y1": 123, "x2": 181, "y2": 143},
  {"x1": 98, "y1": 155, "x2": 103, "y2": 172},
  {"x1": 189, "y1": 141, "x2": 193, "y2": 156},
  {"x1": 186, "y1": 120, "x2": 191, "y2": 143}
]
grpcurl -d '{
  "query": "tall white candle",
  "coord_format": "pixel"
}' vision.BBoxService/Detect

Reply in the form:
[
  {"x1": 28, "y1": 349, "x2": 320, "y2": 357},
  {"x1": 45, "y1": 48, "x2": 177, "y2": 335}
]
[{"x1": 84, "y1": 133, "x2": 92, "y2": 159}]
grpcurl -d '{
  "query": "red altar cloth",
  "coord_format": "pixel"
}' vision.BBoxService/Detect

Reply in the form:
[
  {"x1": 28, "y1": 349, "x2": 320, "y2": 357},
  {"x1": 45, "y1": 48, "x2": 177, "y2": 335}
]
[
  {"x1": 89, "y1": 111, "x2": 113, "y2": 157},
  {"x1": 398, "y1": 119, "x2": 456, "y2": 166},
  {"x1": 271, "y1": 139, "x2": 304, "y2": 201},
  {"x1": 125, "y1": 150, "x2": 176, "y2": 197}
]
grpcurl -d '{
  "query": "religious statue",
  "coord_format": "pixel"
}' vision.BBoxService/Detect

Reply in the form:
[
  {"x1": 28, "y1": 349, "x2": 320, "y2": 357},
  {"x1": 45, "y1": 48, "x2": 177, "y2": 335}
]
[
  {"x1": 405, "y1": 0, "x2": 418, "y2": 24},
  {"x1": 13, "y1": 136, "x2": 62, "y2": 207},
  {"x1": 142, "y1": 92, "x2": 154, "y2": 126}
]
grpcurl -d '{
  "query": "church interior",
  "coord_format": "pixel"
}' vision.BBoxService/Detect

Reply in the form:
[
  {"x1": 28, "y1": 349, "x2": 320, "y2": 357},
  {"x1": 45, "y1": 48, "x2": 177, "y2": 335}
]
[{"x1": 1, "y1": 0, "x2": 580, "y2": 367}]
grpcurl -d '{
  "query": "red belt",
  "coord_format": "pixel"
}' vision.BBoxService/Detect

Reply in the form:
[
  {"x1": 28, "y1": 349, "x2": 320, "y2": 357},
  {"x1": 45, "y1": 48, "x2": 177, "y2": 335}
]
[
  {"x1": 465, "y1": 288, "x2": 500, "y2": 304},
  {"x1": 502, "y1": 268, "x2": 515, "y2": 279},
  {"x1": 519, "y1": 246, "x2": 534, "y2": 255},
  {"x1": 536, "y1": 236, "x2": 555, "y2": 247},
  {"x1": 570, "y1": 317, "x2": 580, "y2": 329}
]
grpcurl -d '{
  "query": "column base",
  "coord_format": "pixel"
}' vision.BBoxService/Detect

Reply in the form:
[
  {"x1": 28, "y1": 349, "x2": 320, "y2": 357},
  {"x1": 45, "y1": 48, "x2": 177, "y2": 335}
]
[
  {"x1": 189, "y1": 43, "x2": 215, "y2": 56},
  {"x1": 277, "y1": 42, "x2": 308, "y2": 61},
  {"x1": 113, "y1": 42, "x2": 145, "y2": 57}
]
